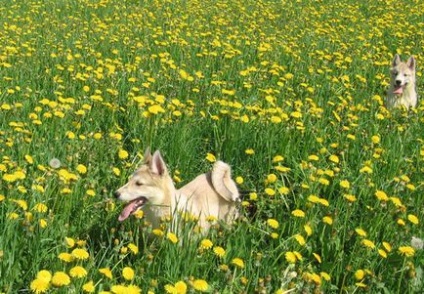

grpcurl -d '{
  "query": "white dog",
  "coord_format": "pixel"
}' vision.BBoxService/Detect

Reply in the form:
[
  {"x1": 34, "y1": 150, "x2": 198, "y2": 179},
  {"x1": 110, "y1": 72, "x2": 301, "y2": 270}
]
[
  {"x1": 385, "y1": 54, "x2": 417, "y2": 109},
  {"x1": 114, "y1": 149, "x2": 240, "y2": 230}
]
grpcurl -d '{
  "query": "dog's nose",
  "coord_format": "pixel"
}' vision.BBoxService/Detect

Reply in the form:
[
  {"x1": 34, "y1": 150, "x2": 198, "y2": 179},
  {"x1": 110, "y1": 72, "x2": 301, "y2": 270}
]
[
  {"x1": 114, "y1": 191, "x2": 120, "y2": 199},
  {"x1": 395, "y1": 80, "x2": 402, "y2": 86}
]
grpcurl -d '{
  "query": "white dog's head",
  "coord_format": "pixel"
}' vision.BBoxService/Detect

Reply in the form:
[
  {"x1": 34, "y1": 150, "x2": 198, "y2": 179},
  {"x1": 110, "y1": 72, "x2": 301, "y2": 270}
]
[
  {"x1": 390, "y1": 54, "x2": 416, "y2": 95},
  {"x1": 114, "y1": 149, "x2": 174, "y2": 221}
]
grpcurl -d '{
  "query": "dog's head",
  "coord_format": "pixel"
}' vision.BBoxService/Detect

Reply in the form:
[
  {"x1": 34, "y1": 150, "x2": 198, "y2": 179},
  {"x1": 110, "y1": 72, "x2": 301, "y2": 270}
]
[
  {"x1": 390, "y1": 54, "x2": 416, "y2": 95},
  {"x1": 114, "y1": 149, "x2": 173, "y2": 222}
]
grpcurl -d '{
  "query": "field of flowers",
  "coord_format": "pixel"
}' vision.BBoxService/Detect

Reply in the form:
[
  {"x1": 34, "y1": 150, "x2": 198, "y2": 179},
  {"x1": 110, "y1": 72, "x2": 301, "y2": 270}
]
[{"x1": 1, "y1": 0, "x2": 424, "y2": 293}]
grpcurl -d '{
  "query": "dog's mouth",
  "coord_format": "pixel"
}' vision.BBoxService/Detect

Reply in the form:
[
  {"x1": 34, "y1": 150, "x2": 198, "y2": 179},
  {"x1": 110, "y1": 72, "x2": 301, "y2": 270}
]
[
  {"x1": 118, "y1": 196, "x2": 148, "y2": 222},
  {"x1": 393, "y1": 85, "x2": 404, "y2": 95}
]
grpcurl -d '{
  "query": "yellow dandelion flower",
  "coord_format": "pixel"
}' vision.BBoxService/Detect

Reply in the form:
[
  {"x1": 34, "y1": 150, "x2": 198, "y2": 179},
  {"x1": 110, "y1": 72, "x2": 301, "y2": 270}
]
[
  {"x1": 329, "y1": 154, "x2": 339, "y2": 163},
  {"x1": 118, "y1": 149, "x2": 129, "y2": 160},
  {"x1": 371, "y1": 135, "x2": 380, "y2": 144},
  {"x1": 308, "y1": 154, "x2": 319, "y2": 161},
  {"x1": 58, "y1": 252, "x2": 74, "y2": 263},
  {"x1": 113, "y1": 167, "x2": 121, "y2": 176},
  {"x1": 291, "y1": 209, "x2": 305, "y2": 218},
  {"x1": 375, "y1": 190, "x2": 388, "y2": 201},
  {"x1": 175, "y1": 281, "x2": 187, "y2": 294},
  {"x1": 204, "y1": 153, "x2": 216, "y2": 163},
  {"x1": 343, "y1": 194, "x2": 357, "y2": 202},
  {"x1": 355, "y1": 228, "x2": 367, "y2": 237},
  {"x1": 199, "y1": 239, "x2": 213, "y2": 250},
  {"x1": 313, "y1": 253, "x2": 322, "y2": 263},
  {"x1": 165, "y1": 284, "x2": 177, "y2": 294},
  {"x1": 398, "y1": 246, "x2": 415, "y2": 257},
  {"x1": 245, "y1": 149, "x2": 254, "y2": 155},
  {"x1": 34, "y1": 203, "x2": 48, "y2": 213},
  {"x1": 304, "y1": 272, "x2": 321, "y2": 285},
  {"x1": 86, "y1": 189, "x2": 96, "y2": 197},
  {"x1": 167, "y1": 232, "x2": 179, "y2": 244},
  {"x1": 322, "y1": 216, "x2": 333, "y2": 225},
  {"x1": 111, "y1": 285, "x2": 128, "y2": 294},
  {"x1": 235, "y1": 176, "x2": 244, "y2": 184},
  {"x1": 266, "y1": 173, "x2": 277, "y2": 183},
  {"x1": 30, "y1": 278, "x2": 50, "y2": 293},
  {"x1": 354, "y1": 269, "x2": 365, "y2": 280},
  {"x1": 76, "y1": 164, "x2": 87, "y2": 174},
  {"x1": 71, "y1": 248, "x2": 89, "y2": 260},
  {"x1": 267, "y1": 218, "x2": 279, "y2": 229},
  {"x1": 272, "y1": 155, "x2": 284, "y2": 163},
  {"x1": 278, "y1": 186, "x2": 290, "y2": 195},
  {"x1": 285, "y1": 251, "x2": 297, "y2": 264},
  {"x1": 213, "y1": 246, "x2": 226, "y2": 258},
  {"x1": 25, "y1": 155, "x2": 34, "y2": 164},
  {"x1": 307, "y1": 194, "x2": 321, "y2": 204},
  {"x1": 339, "y1": 180, "x2": 350, "y2": 189},
  {"x1": 65, "y1": 237, "x2": 75, "y2": 248},
  {"x1": 152, "y1": 229, "x2": 164, "y2": 237},
  {"x1": 99, "y1": 267, "x2": 113, "y2": 279},
  {"x1": 231, "y1": 257, "x2": 245, "y2": 269},
  {"x1": 397, "y1": 218, "x2": 406, "y2": 226},
  {"x1": 128, "y1": 243, "x2": 139, "y2": 255},
  {"x1": 270, "y1": 232, "x2": 279, "y2": 239},
  {"x1": 407, "y1": 214, "x2": 419, "y2": 225},
  {"x1": 265, "y1": 188, "x2": 275, "y2": 196},
  {"x1": 122, "y1": 267, "x2": 135, "y2": 281},
  {"x1": 320, "y1": 272, "x2": 331, "y2": 281},
  {"x1": 383, "y1": 242, "x2": 392, "y2": 252},
  {"x1": 192, "y1": 279, "x2": 209, "y2": 292},
  {"x1": 294, "y1": 234, "x2": 306, "y2": 246},
  {"x1": 378, "y1": 249, "x2": 388, "y2": 258},
  {"x1": 69, "y1": 266, "x2": 87, "y2": 278},
  {"x1": 51, "y1": 271, "x2": 71, "y2": 287},
  {"x1": 361, "y1": 239, "x2": 375, "y2": 249},
  {"x1": 304, "y1": 224, "x2": 313, "y2": 236},
  {"x1": 82, "y1": 280, "x2": 95, "y2": 293},
  {"x1": 36, "y1": 270, "x2": 52, "y2": 283}
]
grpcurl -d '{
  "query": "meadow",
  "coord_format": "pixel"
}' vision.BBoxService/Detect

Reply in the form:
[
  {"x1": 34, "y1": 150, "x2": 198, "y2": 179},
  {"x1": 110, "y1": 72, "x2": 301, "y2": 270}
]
[{"x1": 1, "y1": 0, "x2": 424, "y2": 292}]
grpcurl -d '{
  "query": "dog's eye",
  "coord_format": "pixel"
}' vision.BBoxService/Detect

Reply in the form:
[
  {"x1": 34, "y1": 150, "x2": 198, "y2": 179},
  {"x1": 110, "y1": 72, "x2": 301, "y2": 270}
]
[
  {"x1": 135, "y1": 181, "x2": 143, "y2": 186},
  {"x1": 392, "y1": 71, "x2": 398, "y2": 76}
]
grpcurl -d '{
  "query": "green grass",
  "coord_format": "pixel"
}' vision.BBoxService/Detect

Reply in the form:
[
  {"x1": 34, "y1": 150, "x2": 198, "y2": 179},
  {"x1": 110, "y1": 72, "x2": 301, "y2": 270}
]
[{"x1": 1, "y1": 0, "x2": 424, "y2": 293}]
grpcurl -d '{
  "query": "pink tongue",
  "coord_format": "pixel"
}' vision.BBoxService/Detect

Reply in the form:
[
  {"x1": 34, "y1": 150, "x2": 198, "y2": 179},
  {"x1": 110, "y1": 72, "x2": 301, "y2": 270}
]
[
  {"x1": 118, "y1": 201, "x2": 139, "y2": 222},
  {"x1": 393, "y1": 87, "x2": 403, "y2": 94}
]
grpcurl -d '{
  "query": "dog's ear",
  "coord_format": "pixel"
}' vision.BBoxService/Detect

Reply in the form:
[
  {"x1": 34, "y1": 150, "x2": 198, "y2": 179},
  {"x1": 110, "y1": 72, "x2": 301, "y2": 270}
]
[
  {"x1": 392, "y1": 54, "x2": 401, "y2": 67},
  {"x1": 407, "y1": 56, "x2": 416, "y2": 70},
  {"x1": 143, "y1": 147, "x2": 152, "y2": 164},
  {"x1": 211, "y1": 161, "x2": 239, "y2": 202},
  {"x1": 150, "y1": 150, "x2": 168, "y2": 176}
]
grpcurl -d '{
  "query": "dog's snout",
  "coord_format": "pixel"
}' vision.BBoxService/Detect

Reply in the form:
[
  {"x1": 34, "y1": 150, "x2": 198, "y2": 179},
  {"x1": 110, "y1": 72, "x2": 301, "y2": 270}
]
[
  {"x1": 114, "y1": 191, "x2": 121, "y2": 199},
  {"x1": 395, "y1": 80, "x2": 402, "y2": 86}
]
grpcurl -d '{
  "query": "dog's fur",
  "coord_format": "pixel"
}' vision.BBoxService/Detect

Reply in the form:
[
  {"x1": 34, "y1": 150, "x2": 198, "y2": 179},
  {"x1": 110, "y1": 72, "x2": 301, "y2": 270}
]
[
  {"x1": 385, "y1": 54, "x2": 417, "y2": 109},
  {"x1": 114, "y1": 149, "x2": 240, "y2": 230}
]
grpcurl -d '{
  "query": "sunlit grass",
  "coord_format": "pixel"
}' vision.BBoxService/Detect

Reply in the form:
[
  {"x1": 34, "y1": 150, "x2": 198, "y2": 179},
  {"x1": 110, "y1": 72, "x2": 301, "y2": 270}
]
[{"x1": 1, "y1": 0, "x2": 424, "y2": 293}]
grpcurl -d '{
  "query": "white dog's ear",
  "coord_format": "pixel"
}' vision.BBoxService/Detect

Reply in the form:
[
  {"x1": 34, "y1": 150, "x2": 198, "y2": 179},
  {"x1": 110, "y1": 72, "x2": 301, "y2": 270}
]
[
  {"x1": 392, "y1": 54, "x2": 401, "y2": 66},
  {"x1": 150, "y1": 150, "x2": 168, "y2": 176},
  {"x1": 143, "y1": 147, "x2": 152, "y2": 163},
  {"x1": 211, "y1": 161, "x2": 239, "y2": 202},
  {"x1": 407, "y1": 56, "x2": 416, "y2": 70}
]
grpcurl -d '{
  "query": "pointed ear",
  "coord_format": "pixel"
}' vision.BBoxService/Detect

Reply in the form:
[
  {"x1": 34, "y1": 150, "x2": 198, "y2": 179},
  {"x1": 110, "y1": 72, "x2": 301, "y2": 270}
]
[
  {"x1": 150, "y1": 150, "x2": 168, "y2": 176},
  {"x1": 392, "y1": 54, "x2": 401, "y2": 67},
  {"x1": 211, "y1": 161, "x2": 239, "y2": 202},
  {"x1": 143, "y1": 147, "x2": 152, "y2": 164},
  {"x1": 407, "y1": 56, "x2": 416, "y2": 70}
]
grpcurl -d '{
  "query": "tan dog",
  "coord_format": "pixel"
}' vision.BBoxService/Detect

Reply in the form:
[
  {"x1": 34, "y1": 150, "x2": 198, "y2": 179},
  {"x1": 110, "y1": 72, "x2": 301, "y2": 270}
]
[
  {"x1": 385, "y1": 54, "x2": 417, "y2": 109},
  {"x1": 114, "y1": 149, "x2": 240, "y2": 230}
]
